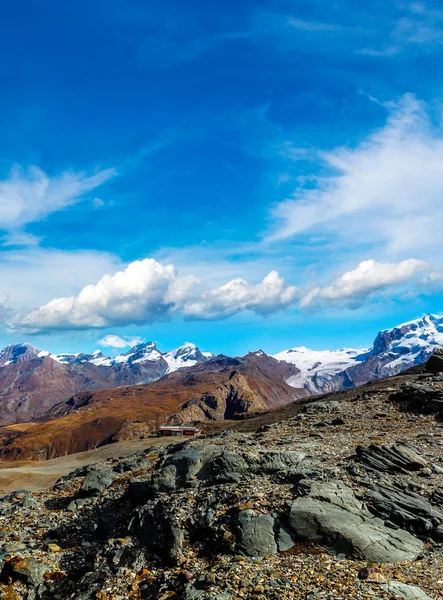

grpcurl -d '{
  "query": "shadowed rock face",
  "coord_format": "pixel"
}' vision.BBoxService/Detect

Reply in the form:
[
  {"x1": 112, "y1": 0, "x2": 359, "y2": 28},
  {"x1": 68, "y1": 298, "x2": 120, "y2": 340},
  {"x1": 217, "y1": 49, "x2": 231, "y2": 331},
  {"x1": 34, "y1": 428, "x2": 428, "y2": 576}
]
[
  {"x1": 426, "y1": 349, "x2": 443, "y2": 374},
  {"x1": 389, "y1": 384, "x2": 443, "y2": 417}
]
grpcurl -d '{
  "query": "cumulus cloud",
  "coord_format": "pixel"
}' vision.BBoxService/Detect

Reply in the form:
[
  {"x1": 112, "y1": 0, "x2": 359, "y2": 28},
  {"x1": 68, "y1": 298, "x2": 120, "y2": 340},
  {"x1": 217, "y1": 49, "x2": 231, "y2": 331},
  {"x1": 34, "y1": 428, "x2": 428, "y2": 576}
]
[
  {"x1": 300, "y1": 259, "x2": 429, "y2": 308},
  {"x1": 0, "y1": 164, "x2": 115, "y2": 240},
  {"x1": 269, "y1": 95, "x2": 443, "y2": 257},
  {"x1": 11, "y1": 259, "x2": 298, "y2": 331},
  {"x1": 6, "y1": 255, "x2": 434, "y2": 331},
  {"x1": 98, "y1": 334, "x2": 144, "y2": 348},
  {"x1": 13, "y1": 259, "x2": 190, "y2": 330},
  {"x1": 182, "y1": 271, "x2": 298, "y2": 319}
]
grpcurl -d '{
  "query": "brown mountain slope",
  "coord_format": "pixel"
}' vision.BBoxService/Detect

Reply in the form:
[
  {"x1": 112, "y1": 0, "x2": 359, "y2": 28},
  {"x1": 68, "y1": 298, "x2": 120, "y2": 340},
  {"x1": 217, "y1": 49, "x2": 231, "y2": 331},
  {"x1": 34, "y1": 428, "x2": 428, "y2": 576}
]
[
  {"x1": 0, "y1": 352, "x2": 175, "y2": 426},
  {"x1": 0, "y1": 354, "x2": 304, "y2": 462}
]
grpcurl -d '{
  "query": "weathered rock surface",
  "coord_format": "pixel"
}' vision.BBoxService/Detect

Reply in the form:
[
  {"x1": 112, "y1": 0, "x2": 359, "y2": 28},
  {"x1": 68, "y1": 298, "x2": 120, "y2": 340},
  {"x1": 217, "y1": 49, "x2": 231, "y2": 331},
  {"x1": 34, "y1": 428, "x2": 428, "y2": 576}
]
[
  {"x1": 1, "y1": 556, "x2": 49, "y2": 586},
  {"x1": 289, "y1": 481, "x2": 423, "y2": 562},
  {"x1": 379, "y1": 581, "x2": 434, "y2": 599},
  {"x1": 236, "y1": 510, "x2": 278, "y2": 556},
  {"x1": 79, "y1": 468, "x2": 116, "y2": 497},
  {"x1": 364, "y1": 481, "x2": 443, "y2": 539},
  {"x1": 149, "y1": 442, "x2": 306, "y2": 493},
  {"x1": 356, "y1": 442, "x2": 427, "y2": 474}
]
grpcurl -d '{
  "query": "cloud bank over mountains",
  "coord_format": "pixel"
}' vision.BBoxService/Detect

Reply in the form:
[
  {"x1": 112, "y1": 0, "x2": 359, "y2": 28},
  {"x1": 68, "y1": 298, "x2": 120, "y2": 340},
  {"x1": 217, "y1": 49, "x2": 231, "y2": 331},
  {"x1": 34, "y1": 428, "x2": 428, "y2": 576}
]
[
  {"x1": 6, "y1": 256, "x2": 432, "y2": 332},
  {"x1": 300, "y1": 259, "x2": 429, "y2": 309}
]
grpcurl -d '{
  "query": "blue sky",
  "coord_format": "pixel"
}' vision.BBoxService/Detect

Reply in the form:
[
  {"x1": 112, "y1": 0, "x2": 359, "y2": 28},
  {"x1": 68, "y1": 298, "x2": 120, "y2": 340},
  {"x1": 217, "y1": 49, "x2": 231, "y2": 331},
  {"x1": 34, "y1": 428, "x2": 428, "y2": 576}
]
[{"x1": 0, "y1": 0, "x2": 443, "y2": 356}]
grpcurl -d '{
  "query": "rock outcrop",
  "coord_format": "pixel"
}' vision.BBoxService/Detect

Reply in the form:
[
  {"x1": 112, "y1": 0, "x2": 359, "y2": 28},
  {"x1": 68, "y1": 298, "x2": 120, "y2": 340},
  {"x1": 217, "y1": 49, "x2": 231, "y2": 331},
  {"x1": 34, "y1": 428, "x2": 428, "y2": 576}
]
[{"x1": 289, "y1": 480, "x2": 422, "y2": 563}]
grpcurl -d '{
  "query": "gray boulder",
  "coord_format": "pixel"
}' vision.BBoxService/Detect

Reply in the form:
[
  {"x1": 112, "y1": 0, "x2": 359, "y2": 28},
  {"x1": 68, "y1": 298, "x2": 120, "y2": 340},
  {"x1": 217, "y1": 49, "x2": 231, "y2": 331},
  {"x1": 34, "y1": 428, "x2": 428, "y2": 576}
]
[
  {"x1": 236, "y1": 510, "x2": 277, "y2": 556},
  {"x1": 80, "y1": 469, "x2": 116, "y2": 497},
  {"x1": 150, "y1": 444, "x2": 306, "y2": 492},
  {"x1": 289, "y1": 481, "x2": 423, "y2": 563},
  {"x1": 4, "y1": 557, "x2": 49, "y2": 586},
  {"x1": 379, "y1": 581, "x2": 433, "y2": 599},
  {"x1": 426, "y1": 348, "x2": 443, "y2": 375},
  {"x1": 301, "y1": 401, "x2": 341, "y2": 415},
  {"x1": 113, "y1": 456, "x2": 151, "y2": 473}
]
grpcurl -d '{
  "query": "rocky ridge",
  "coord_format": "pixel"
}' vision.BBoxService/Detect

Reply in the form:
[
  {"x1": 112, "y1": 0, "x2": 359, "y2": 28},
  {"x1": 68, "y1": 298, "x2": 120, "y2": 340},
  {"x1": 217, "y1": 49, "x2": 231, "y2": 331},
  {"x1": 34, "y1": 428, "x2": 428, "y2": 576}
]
[{"x1": 0, "y1": 357, "x2": 443, "y2": 598}]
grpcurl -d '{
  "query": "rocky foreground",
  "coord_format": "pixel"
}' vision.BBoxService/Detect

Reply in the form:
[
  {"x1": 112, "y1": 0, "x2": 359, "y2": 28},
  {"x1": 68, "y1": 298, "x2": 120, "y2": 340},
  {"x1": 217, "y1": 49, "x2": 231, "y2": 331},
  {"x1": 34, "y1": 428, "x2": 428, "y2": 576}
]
[{"x1": 1, "y1": 354, "x2": 443, "y2": 599}]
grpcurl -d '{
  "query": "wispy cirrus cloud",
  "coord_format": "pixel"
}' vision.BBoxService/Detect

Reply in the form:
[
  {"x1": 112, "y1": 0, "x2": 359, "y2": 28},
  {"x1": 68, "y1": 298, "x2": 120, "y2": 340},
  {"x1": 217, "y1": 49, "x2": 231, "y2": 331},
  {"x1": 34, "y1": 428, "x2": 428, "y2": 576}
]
[
  {"x1": 360, "y1": 2, "x2": 443, "y2": 56},
  {"x1": 0, "y1": 165, "x2": 116, "y2": 244},
  {"x1": 268, "y1": 94, "x2": 443, "y2": 258}
]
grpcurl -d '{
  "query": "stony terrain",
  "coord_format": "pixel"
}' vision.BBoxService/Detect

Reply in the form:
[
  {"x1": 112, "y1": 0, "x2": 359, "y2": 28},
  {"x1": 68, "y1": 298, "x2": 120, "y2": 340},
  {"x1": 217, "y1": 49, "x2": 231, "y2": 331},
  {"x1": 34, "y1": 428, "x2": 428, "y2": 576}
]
[{"x1": 0, "y1": 352, "x2": 443, "y2": 599}]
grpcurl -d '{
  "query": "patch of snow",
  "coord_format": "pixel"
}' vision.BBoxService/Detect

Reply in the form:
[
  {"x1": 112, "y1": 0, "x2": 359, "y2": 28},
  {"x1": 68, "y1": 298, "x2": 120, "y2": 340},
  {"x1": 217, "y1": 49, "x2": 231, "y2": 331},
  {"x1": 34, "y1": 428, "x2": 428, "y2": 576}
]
[
  {"x1": 274, "y1": 346, "x2": 365, "y2": 392},
  {"x1": 89, "y1": 355, "x2": 112, "y2": 367}
]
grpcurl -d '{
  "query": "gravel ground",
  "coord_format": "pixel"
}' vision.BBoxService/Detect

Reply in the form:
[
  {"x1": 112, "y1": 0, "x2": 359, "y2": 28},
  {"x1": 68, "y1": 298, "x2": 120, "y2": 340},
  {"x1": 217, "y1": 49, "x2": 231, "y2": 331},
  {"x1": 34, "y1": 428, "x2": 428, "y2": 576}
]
[{"x1": 0, "y1": 372, "x2": 442, "y2": 599}]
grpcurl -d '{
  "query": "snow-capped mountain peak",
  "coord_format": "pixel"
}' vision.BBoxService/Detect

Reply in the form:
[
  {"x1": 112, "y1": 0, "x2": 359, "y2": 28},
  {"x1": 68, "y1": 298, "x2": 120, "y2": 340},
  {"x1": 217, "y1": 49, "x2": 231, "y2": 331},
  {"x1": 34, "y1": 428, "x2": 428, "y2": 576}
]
[
  {"x1": 112, "y1": 342, "x2": 163, "y2": 365},
  {"x1": 50, "y1": 351, "x2": 111, "y2": 366},
  {"x1": 0, "y1": 343, "x2": 43, "y2": 366},
  {"x1": 163, "y1": 342, "x2": 212, "y2": 373},
  {"x1": 37, "y1": 340, "x2": 213, "y2": 373},
  {"x1": 274, "y1": 313, "x2": 443, "y2": 395}
]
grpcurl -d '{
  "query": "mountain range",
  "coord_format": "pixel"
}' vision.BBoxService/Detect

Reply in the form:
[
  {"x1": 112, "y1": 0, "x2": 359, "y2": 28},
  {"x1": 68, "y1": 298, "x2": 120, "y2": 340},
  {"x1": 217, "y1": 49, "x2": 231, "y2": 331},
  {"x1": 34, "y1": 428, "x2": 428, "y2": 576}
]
[
  {"x1": 0, "y1": 313, "x2": 441, "y2": 441},
  {"x1": 274, "y1": 313, "x2": 443, "y2": 394},
  {"x1": 0, "y1": 341, "x2": 213, "y2": 426}
]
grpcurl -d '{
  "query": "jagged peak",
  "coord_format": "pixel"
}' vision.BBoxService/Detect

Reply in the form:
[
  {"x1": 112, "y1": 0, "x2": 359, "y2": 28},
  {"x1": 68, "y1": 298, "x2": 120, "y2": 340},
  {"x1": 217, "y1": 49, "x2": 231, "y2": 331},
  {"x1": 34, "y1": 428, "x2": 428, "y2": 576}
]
[{"x1": 0, "y1": 343, "x2": 44, "y2": 366}]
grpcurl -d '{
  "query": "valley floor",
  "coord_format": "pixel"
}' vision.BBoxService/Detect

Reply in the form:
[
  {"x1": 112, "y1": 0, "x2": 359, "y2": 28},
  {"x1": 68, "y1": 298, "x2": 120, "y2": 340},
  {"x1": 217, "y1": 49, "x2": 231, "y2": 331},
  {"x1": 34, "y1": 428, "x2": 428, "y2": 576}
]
[{"x1": 0, "y1": 438, "x2": 179, "y2": 493}]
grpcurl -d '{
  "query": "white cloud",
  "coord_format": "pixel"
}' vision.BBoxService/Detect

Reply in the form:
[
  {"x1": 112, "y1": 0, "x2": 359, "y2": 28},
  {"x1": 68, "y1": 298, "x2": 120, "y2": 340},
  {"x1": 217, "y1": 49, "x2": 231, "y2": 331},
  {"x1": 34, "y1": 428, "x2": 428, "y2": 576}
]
[
  {"x1": 13, "y1": 259, "x2": 189, "y2": 330},
  {"x1": 269, "y1": 95, "x2": 443, "y2": 258},
  {"x1": 5, "y1": 254, "x2": 434, "y2": 331},
  {"x1": 300, "y1": 259, "x2": 429, "y2": 308},
  {"x1": 182, "y1": 270, "x2": 298, "y2": 319},
  {"x1": 0, "y1": 164, "x2": 116, "y2": 238},
  {"x1": 98, "y1": 334, "x2": 144, "y2": 348},
  {"x1": 11, "y1": 259, "x2": 298, "y2": 331}
]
